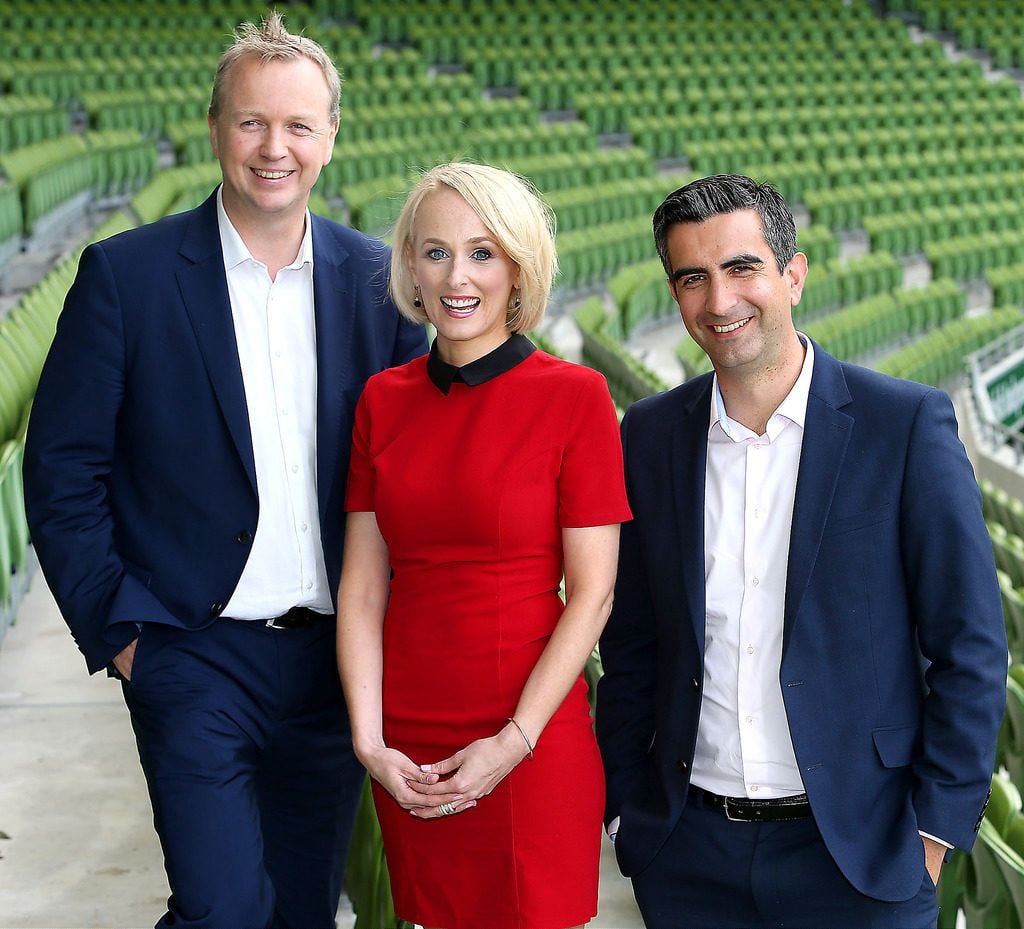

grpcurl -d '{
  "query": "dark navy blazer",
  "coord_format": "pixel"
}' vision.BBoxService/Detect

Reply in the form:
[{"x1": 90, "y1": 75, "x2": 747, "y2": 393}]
[
  {"x1": 24, "y1": 191, "x2": 426, "y2": 674},
  {"x1": 596, "y1": 343, "x2": 1007, "y2": 902}
]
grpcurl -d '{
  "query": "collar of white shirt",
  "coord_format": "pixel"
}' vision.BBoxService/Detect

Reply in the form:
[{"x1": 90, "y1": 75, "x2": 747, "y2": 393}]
[
  {"x1": 216, "y1": 185, "x2": 314, "y2": 273},
  {"x1": 709, "y1": 334, "x2": 815, "y2": 444}
]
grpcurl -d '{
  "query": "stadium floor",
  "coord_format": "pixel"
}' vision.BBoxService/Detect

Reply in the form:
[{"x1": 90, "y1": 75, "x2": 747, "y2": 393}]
[{"x1": 0, "y1": 574, "x2": 643, "y2": 928}]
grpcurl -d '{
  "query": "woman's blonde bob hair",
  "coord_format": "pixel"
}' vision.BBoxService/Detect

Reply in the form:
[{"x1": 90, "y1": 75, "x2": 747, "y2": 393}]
[{"x1": 390, "y1": 162, "x2": 557, "y2": 334}]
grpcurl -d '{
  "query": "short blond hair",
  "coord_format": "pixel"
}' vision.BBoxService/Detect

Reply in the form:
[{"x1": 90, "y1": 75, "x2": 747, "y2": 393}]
[
  {"x1": 390, "y1": 163, "x2": 557, "y2": 334},
  {"x1": 209, "y1": 11, "x2": 341, "y2": 123}
]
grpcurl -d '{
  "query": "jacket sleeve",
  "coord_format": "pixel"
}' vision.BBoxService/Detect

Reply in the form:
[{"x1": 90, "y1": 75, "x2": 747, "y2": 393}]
[
  {"x1": 595, "y1": 407, "x2": 660, "y2": 825},
  {"x1": 23, "y1": 243, "x2": 171, "y2": 674},
  {"x1": 901, "y1": 388, "x2": 1007, "y2": 850}
]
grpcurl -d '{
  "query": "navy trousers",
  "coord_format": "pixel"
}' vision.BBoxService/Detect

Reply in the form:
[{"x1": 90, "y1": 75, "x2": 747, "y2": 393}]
[
  {"x1": 631, "y1": 792, "x2": 938, "y2": 929},
  {"x1": 122, "y1": 618, "x2": 364, "y2": 929}
]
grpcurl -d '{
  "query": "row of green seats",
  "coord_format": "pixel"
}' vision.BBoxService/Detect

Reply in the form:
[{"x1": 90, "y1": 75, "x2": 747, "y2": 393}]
[
  {"x1": 804, "y1": 279, "x2": 966, "y2": 363},
  {"x1": 676, "y1": 338, "x2": 714, "y2": 381},
  {"x1": 1, "y1": 131, "x2": 156, "y2": 233},
  {"x1": 615, "y1": 93, "x2": 1023, "y2": 148},
  {"x1": 0, "y1": 435, "x2": 30, "y2": 627},
  {"x1": 511, "y1": 49, "x2": 964, "y2": 107},
  {"x1": 926, "y1": 231, "x2": 1024, "y2": 282},
  {"x1": 546, "y1": 175, "x2": 691, "y2": 235},
  {"x1": 811, "y1": 166, "x2": 1024, "y2": 231},
  {"x1": 797, "y1": 252, "x2": 903, "y2": 319},
  {"x1": 1, "y1": 34, "x2": 226, "y2": 72},
  {"x1": 337, "y1": 72, "x2": 480, "y2": 112},
  {"x1": 875, "y1": 308, "x2": 1022, "y2": 386},
  {"x1": 338, "y1": 124, "x2": 603, "y2": 232},
  {"x1": 333, "y1": 97, "x2": 542, "y2": 145},
  {"x1": 0, "y1": 185, "x2": 23, "y2": 248},
  {"x1": 131, "y1": 161, "x2": 222, "y2": 225},
  {"x1": 866, "y1": 200, "x2": 1024, "y2": 257},
  {"x1": 992, "y1": 523, "x2": 1024, "y2": 595},
  {"x1": 990, "y1": 265, "x2": 1024, "y2": 312},
  {"x1": 822, "y1": 152, "x2": 1024, "y2": 191},
  {"x1": 982, "y1": 479, "x2": 1024, "y2": 542},
  {"x1": 998, "y1": 575, "x2": 1024, "y2": 669},
  {"x1": 557, "y1": 218, "x2": 653, "y2": 290},
  {"x1": 573, "y1": 296, "x2": 669, "y2": 409},
  {"x1": 82, "y1": 85, "x2": 209, "y2": 135},
  {"x1": 0, "y1": 94, "x2": 68, "y2": 153},
  {"x1": 686, "y1": 122, "x2": 1024, "y2": 188}
]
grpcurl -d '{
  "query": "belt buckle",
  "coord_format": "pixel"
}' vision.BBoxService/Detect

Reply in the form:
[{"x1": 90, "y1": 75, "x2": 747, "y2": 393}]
[
  {"x1": 723, "y1": 797, "x2": 745, "y2": 823},
  {"x1": 265, "y1": 617, "x2": 285, "y2": 630}
]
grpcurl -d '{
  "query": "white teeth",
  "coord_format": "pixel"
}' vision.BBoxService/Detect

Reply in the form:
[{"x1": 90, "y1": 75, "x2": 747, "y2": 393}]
[
  {"x1": 253, "y1": 169, "x2": 291, "y2": 179},
  {"x1": 711, "y1": 319, "x2": 750, "y2": 333},
  {"x1": 441, "y1": 296, "x2": 479, "y2": 309}
]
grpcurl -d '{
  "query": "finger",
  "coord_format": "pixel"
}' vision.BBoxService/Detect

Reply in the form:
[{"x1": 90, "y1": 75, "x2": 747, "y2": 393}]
[
  {"x1": 408, "y1": 799, "x2": 477, "y2": 819},
  {"x1": 420, "y1": 752, "x2": 463, "y2": 775},
  {"x1": 407, "y1": 779, "x2": 468, "y2": 797}
]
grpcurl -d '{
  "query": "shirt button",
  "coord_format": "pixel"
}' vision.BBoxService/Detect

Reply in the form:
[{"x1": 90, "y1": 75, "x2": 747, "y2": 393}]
[
  {"x1": 305, "y1": 581, "x2": 313, "y2": 590},
  {"x1": 750, "y1": 784, "x2": 759, "y2": 793},
  {"x1": 751, "y1": 576, "x2": 760, "y2": 587},
  {"x1": 291, "y1": 465, "x2": 298, "y2": 474},
  {"x1": 745, "y1": 716, "x2": 754, "y2": 726},
  {"x1": 275, "y1": 351, "x2": 282, "y2": 358},
  {"x1": 301, "y1": 522, "x2": 308, "y2": 532},
  {"x1": 746, "y1": 644, "x2": 754, "y2": 655}
]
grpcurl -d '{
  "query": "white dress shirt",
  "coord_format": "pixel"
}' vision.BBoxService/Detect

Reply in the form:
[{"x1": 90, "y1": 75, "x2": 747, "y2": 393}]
[
  {"x1": 216, "y1": 187, "x2": 332, "y2": 618},
  {"x1": 690, "y1": 338, "x2": 816, "y2": 799}
]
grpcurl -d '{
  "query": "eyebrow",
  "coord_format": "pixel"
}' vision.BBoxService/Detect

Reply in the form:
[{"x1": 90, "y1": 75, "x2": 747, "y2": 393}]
[
  {"x1": 421, "y1": 235, "x2": 496, "y2": 246},
  {"x1": 670, "y1": 252, "x2": 765, "y2": 283}
]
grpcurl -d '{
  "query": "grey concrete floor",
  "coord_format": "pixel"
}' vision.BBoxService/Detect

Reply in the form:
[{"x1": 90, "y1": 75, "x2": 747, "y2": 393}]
[{"x1": 0, "y1": 574, "x2": 642, "y2": 929}]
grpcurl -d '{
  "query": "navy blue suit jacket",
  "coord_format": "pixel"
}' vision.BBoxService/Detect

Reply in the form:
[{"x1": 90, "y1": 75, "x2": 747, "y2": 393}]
[
  {"x1": 596, "y1": 344, "x2": 1007, "y2": 902},
  {"x1": 24, "y1": 192, "x2": 426, "y2": 674}
]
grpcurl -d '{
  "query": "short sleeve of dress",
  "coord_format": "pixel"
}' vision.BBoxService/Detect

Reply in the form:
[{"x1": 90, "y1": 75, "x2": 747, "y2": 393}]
[
  {"x1": 558, "y1": 372, "x2": 633, "y2": 528},
  {"x1": 345, "y1": 388, "x2": 376, "y2": 512}
]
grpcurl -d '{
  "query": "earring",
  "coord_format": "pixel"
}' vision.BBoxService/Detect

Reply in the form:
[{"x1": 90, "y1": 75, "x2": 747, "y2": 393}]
[
  {"x1": 509, "y1": 289, "x2": 522, "y2": 312},
  {"x1": 413, "y1": 285, "x2": 423, "y2": 308}
]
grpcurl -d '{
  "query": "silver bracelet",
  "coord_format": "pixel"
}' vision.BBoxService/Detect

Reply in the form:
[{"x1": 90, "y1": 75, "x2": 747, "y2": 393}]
[{"x1": 506, "y1": 717, "x2": 535, "y2": 759}]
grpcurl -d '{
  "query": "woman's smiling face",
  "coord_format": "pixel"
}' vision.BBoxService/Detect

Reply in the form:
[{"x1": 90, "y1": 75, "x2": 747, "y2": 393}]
[{"x1": 408, "y1": 186, "x2": 520, "y2": 367}]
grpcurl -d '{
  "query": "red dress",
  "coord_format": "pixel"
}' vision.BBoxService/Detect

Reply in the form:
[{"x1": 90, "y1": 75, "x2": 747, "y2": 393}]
[{"x1": 346, "y1": 337, "x2": 631, "y2": 929}]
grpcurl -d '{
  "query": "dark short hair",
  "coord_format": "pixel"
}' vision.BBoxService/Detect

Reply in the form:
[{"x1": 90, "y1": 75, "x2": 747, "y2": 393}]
[{"x1": 653, "y1": 174, "x2": 797, "y2": 276}]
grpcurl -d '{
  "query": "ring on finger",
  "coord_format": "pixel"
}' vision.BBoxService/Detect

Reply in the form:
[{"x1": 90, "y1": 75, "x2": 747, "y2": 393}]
[{"x1": 437, "y1": 801, "x2": 457, "y2": 816}]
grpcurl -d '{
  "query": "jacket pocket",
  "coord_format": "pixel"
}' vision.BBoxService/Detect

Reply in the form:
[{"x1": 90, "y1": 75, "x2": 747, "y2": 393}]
[{"x1": 872, "y1": 723, "x2": 919, "y2": 768}]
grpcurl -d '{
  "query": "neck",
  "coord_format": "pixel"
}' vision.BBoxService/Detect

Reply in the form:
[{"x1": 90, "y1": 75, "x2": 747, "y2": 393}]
[
  {"x1": 436, "y1": 332, "x2": 512, "y2": 368},
  {"x1": 717, "y1": 335, "x2": 806, "y2": 435},
  {"x1": 224, "y1": 200, "x2": 307, "y2": 280}
]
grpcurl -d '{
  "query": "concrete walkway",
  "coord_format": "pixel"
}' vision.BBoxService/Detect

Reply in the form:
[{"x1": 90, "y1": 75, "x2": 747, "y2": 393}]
[{"x1": 0, "y1": 574, "x2": 643, "y2": 929}]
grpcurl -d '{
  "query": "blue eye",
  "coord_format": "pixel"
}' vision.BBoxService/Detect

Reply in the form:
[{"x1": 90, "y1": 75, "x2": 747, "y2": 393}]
[
  {"x1": 471, "y1": 248, "x2": 492, "y2": 261},
  {"x1": 426, "y1": 247, "x2": 447, "y2": 260}
]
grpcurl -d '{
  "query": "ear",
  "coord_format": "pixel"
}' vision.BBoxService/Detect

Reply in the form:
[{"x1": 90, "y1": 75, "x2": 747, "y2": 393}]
[
  {"x1": 323, "y1": 118, "x2": 339, "y2": 166},
  {"x1": 786, "y1": 252, "x2": 808, "y2": 308},
  {"x1": 208, "y1": 113, "x2": 219, "y2": 159},
  {"x1": 665, "y1": 276, "x2": 679, "y2": 304}
]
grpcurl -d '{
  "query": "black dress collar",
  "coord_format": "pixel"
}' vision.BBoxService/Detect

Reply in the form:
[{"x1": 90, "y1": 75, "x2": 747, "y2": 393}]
[{"x1": 427, "y1": 333, "x2": 536, "y2": 395}]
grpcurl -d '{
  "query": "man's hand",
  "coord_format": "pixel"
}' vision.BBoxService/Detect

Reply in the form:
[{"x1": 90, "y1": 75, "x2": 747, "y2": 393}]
[
  {"x1": 922, "y1": 835, "x2": 945, "y2": 886},
  {"x1": 112, "y1": 638, "x2": 138, "y2": 681}
]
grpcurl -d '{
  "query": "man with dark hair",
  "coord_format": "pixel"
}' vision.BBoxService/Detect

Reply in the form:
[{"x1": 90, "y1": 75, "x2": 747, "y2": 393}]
[
  {"x1": 24, "y1": 13, "x2": 425, "y2": 928},
  {"x1": 596, "y1": 173, "x2": 1006, "y2": 927}
]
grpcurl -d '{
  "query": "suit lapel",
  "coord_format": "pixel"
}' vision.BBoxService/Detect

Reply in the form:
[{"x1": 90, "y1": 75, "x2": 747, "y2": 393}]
[
  {"x1": 783, "y1": 346, "x2": 854, "y2": 654},
  {"x1": 673, "y1": 377, "x2": 713, "y2": 653},
  {"x1": 176, "y1": 194, "x2": 257, "y2": 493},
  {"x1": 310, "y1": 214, "x2": 353, "y2": 526}
]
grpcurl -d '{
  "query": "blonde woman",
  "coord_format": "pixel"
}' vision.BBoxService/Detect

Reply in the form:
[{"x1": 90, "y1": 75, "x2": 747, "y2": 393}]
[{"x1": 338, "y1": 163, "x2": 631, "y2": 929}]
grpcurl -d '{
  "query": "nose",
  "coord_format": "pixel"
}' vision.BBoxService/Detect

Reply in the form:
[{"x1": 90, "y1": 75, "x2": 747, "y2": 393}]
[
  {"x1": 705, "y1": 274, "x2": 739, "y2": 316},
  {"x1": 259, "y1": 126, "x2": 287, "y2": 160},
  {"x1": 446, "y1": 255, "x2": 470, "y2": 288}
]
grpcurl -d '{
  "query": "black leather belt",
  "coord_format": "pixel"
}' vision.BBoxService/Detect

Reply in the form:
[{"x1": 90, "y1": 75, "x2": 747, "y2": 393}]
[
  {"x1": 689, "y1": 785, "x2": 811, "y2": 822},
  {"x1": 263, "y1": 607, "x2": 334, "y2": 630}
]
